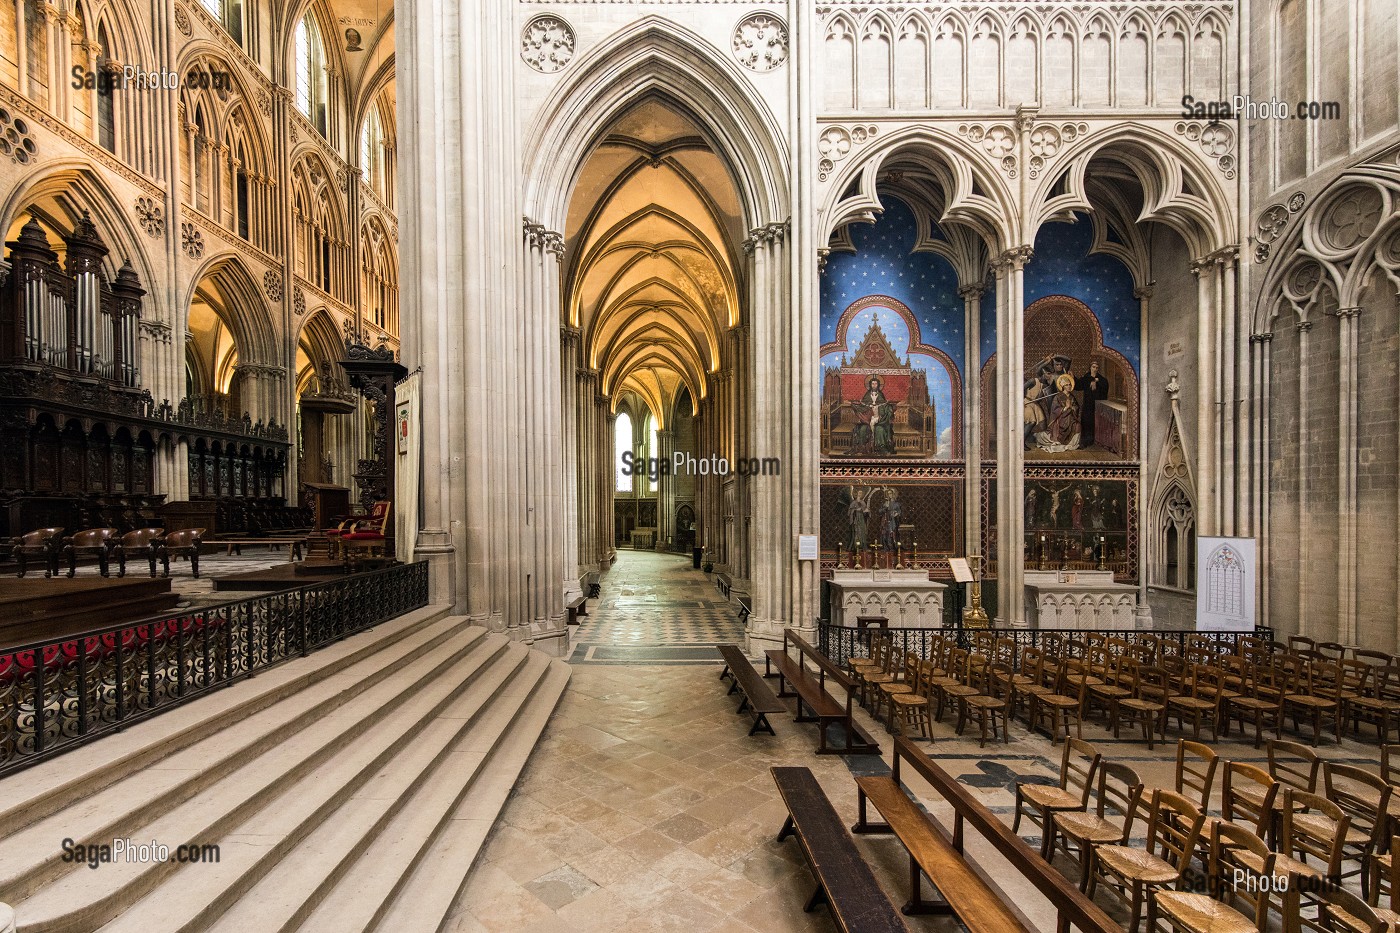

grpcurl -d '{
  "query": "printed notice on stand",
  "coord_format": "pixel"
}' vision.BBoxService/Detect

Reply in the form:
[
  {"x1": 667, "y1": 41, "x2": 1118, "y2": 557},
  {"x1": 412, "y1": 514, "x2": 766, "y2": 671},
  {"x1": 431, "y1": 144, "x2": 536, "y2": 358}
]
[
  {"x1": 948, "y1": 557, "x2": 973, "y2": 583},
  {"x1": 797, "y1": 535, "x2": 819, "y2": 561},
  {"x1": 1196, "y1": 536, "x2": 1256, "y2": 632}
]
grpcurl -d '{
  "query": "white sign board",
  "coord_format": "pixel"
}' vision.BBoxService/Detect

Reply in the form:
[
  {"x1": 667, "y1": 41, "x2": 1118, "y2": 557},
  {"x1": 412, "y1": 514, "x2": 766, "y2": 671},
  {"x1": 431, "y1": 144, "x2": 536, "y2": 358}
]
[
  {"x1": 797, "y1": 535, "x2": 819, "y2": 561},
  {"x1": 947, "y1": 557, "x2": 974, "y2": 584},
  {"x1": 1195, "y1": 536, "x2": 1256, "y2": 632}
]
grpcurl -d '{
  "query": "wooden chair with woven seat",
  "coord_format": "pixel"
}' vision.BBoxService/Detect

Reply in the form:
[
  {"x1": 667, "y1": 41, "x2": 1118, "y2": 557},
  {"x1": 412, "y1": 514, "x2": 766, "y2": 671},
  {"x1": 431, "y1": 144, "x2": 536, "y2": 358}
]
[
  {"x1": 855, "y1": 636, "x2": 899, "y2": 714},
  {"x1": 943, "y1": 651, "x2": 985, "y2": 733},
  {"x1": 1265, "y1": 788, "x2": 1352, "y2": 914},
  {"x1": 1268, "y1": 738, "x2": 1323, "y2": 794},
  {"x1": 1369, "y1": 834, "x2": 1398, "y2": 923},
  {"x1": 1149, "y1": 820, "x2": 1277, "y2": 933},
  {"x1": 1166, "y1": 665, "x2": 1224, "y2": 741},
  {"x1": 1384, "y1": 745, "x2": 1400, "y2": 785},
  {"x1": 849, "y1": 634, "x2": 895, "y2": 708},
  {"x1": 1087, "y1": 653, "x2": 1135, "y2": 724},
  {"x1": 1350, "y1": 664, "x2": 1400, "y2": 743},
  {"x1": 1318, "y1": 641, "x2": 1349, "y2": 662},
  {"x1": 1013, "y1": 736, "x2": 1100, "y2": 859},
  {"x1": 1193, "y1": 762, "x2": 1278, "y2": 873},
  {"x1": 1230, "y1": 660, "x2": 1287, "y2": 748},
  {"x1": 1284, "y1": 658, "x2": 1344, "y2": 746},
  {"x1": 1290, "y1": 635, "x2": 1319, "y2": 654},
  {"x1": 929, "y1": 647, "x2": 972, "y2": 723},
  {"x1": 1032, "y1": 659, "x2": 1088, "y2": 744},
  {"x1": 888, "y1": 658, "x2": 934, "y2": 740},
  {"x1": 1174, "y1": 739, "x2": 1220, "y2": 812},
  {"x1": 1194, "y1": 663, "x2": 1241, "y2": 736},
  {"x1": 1047, "y1": 761, "x2": 1144, "y2": 892},
  {"x1": 875, "y1": 650, "x2": 920, "y2": 732},
  {"x1": 962, "y1": 658, "x2": 1012, "y2": 747},
  {"x1": 1304, "y1": 875, "x2": 1391, "y2": 933},
  {"x1": 1086, "y1": 788, "x2": 1206, "y2": 933},
  {"x1": 1324, "y1": 762, "x2": 1395, "y2": 900},
  {"x1": 1113, "y1": 659, "x2": 1169, "y2": 749}
]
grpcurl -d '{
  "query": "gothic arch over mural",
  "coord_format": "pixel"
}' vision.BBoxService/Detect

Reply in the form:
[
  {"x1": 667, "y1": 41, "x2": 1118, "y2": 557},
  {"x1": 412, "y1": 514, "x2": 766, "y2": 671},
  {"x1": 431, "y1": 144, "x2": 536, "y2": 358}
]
[
  {"x1": 820, "y1": 294, "x2": 962, "y2": 460},
  {"x1": 981, "y1": 294, "x2": 1139, "y2": 461}
]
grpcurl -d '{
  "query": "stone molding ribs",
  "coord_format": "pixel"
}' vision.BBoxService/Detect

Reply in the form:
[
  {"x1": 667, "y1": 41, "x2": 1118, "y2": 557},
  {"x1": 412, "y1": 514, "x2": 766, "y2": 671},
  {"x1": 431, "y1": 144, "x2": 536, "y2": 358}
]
[
  {"x1": 522, "y1": 15, "x2": 576, "y2": 73},
  {"x1": 732, "y1": 12, "x2": 788, "y2": 72},
  {"x1": 0, "y1": 84, "x2": 159, "y2": 195}
]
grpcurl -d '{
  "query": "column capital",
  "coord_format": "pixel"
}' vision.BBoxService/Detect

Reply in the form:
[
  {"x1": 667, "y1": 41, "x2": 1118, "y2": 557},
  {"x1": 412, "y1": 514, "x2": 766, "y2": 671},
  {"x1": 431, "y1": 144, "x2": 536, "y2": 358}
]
[
  {"x1": 1014, "y1": 103, "x2": 1040, "y2": 135},
  {"x1": 957, "y1": 282, "x2": 985, "y2": 300},
  {"x1": 743, "y1": 220, "x2": 790, "y2": 253},
  {"x1": 560, "y1": 325, "x2": 582, "y2": 346},
  {"x1": 1296, "y1": 320, "x2": 1313, "y2": 333},
  {"x1": 1249, "y1": 332, "x2": 1274, "y2": 344},
  {"x1": 990, "y1": 245, "x2": 1033, "y2": 272},
  {"x1": 1335, "y1": 306, "x2": 1363, "y2": 319},
  {"x1": 1133, "y1": 285, "x2": 1155, "y2": 301}
]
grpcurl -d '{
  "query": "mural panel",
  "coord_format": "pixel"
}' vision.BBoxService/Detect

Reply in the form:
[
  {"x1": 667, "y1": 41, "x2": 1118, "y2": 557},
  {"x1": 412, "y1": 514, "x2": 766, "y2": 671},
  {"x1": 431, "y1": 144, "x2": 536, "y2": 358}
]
[{"x1": 820, "y1": 475, "x2": 961, "y2": 559}]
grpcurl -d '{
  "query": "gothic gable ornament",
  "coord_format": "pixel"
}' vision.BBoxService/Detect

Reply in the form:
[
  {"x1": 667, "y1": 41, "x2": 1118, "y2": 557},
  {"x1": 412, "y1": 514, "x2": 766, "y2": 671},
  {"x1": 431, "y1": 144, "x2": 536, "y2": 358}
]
[
  {"x1": 732, "y1": 13, "x2": 788, "y2": 72},
  {"x1": 521, "y1": 15, "x2": 575, "y2": 74}
]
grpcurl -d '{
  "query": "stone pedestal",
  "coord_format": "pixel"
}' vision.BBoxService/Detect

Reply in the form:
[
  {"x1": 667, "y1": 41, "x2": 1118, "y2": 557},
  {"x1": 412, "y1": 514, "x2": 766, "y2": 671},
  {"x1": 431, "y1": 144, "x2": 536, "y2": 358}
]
[
  {"x1": 1023, "y1": 570, "x2": 1139, "y2": 630},
  {"x1": 828, "y1": 568, "x2": 946, "y2": 628}
]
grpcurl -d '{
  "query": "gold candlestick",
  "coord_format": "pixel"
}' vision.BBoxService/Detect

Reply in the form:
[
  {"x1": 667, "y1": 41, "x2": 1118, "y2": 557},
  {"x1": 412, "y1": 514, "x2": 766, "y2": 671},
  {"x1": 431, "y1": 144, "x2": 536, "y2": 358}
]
[
  {"x1": 962, "y1": 552, "x2": 990, "y2": 629},
  {"x1": 895, "y1": 542, "x2": 902, "y2": 569},
  {"x1": 836, "y1": 542, "x2": 844, "y2": 569},
  {"x1": 872, "y1": 543, "x2": 882, "y2": 569}
]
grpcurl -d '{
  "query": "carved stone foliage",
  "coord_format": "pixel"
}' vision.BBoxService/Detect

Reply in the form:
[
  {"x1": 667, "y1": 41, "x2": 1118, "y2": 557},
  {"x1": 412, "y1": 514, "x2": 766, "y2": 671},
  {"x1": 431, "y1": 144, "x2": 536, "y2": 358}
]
[
  {"x1": 1173, "y1": 120, "x2": 1236, "y2": 179},
  {"x1": 181, "y1": 222, "x2": 204, "y2": 259},
  {"x1": 817, "y1": 124, "x2": 877, "y2": 182},
  {"x1": 0, "y1": 106, "x2": 38, "y2": 165},
  {"x1": 521, "y1": 15, "x2": 576, "y2": 74},
  {"x1": 174, "y1": 3, "x2": 192, "y2": 37},
  {"x1": 263, "y1": 270, "x2": 282, "y2": 302},
  {"x1": 732, "y1": 12, "x2": 788, "y2": 72},
  {"x1": 135, "y1": 197, "x2": 165, "y2": 238}
]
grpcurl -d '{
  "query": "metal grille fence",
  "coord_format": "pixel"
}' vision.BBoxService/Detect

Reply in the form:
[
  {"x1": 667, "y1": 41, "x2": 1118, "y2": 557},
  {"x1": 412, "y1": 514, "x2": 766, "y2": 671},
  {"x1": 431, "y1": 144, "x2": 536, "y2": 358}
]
[{"x1": 0, "y1": 560, "x2": 429, "y2": 776}]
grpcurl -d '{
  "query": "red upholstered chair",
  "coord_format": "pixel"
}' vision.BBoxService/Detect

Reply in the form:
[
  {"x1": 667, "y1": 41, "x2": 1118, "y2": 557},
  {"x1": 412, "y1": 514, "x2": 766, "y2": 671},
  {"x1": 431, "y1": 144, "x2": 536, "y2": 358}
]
[
  {"x1": 341, "y1": 501, "x2": 391, "y2": 570},
  {"x1": 61, "y1": 528, "x2": 120, "y2": 577},
  {"x1": 113, "y1": 528, "x2": 166, "y2": 578},
  {"x1": 7, "y1": 528, "x2": 64, "y2": 578},
  {"x1": 324, "y1": 502, "x2": 388, "y2": 560}
]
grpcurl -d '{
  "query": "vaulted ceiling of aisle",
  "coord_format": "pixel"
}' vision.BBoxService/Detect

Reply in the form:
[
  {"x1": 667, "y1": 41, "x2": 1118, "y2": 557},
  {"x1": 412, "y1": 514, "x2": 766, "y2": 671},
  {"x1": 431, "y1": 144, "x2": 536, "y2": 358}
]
[{"x1": 565, "y1": 99, "x2": 743, "y2": 426}]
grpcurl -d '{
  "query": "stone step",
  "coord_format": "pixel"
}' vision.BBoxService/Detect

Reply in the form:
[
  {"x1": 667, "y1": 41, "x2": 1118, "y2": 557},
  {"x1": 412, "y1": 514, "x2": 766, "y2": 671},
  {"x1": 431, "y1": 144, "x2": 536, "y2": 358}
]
[
  {"x1": 0, "y1": 604, "x2": 453, "y2": 838},
  {"x1": 312, "y1": 652, "x2": 568, "y2": 930},
  {"x1": 0, "y1": 610, "x2": 481, "y2": 904},
  {"x1": 11, "y1": 626, "x2": 510, "y2": 933},
  {"x1": 92, "y1": 641, "x2": 546, "y2": 933},
  {"x1": 201, "y1": 647, "x2": 557, "y2": 933},
  {"x1": 371, "y1": 659, "x2": 572, "y2": 933}
]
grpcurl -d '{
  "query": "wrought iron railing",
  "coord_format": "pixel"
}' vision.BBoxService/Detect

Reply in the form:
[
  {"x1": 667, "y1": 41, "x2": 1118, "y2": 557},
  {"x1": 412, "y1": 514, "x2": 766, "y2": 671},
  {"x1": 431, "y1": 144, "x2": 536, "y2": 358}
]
[
  {"x1": 0, "y1": 560, "x2": 429, "y2": 776},
  {"x1": 816, "y1": 619, "x2": 1275, "y2": 671}
]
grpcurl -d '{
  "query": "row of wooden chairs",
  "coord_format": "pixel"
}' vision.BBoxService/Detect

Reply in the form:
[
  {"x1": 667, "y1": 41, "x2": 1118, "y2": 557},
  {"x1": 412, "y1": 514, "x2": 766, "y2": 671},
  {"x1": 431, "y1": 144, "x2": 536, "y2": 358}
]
[{"x1": 1014, "y1": 737, "x2": 1399, "y2": 932}]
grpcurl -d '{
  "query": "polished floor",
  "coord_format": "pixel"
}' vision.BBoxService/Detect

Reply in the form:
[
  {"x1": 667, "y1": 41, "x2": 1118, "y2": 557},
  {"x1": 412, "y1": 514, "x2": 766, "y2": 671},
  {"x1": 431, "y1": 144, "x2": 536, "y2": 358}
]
[{"x1": 445, "y1": 551, "x2": 1387, "y2": 933}]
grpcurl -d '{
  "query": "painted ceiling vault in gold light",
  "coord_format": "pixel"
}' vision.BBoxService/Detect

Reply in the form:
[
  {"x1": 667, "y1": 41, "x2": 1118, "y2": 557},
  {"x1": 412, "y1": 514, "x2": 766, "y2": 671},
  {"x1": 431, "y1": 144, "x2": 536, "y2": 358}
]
[{"x1": 565, "y1": 98, "x2": 743, "y2": 427}]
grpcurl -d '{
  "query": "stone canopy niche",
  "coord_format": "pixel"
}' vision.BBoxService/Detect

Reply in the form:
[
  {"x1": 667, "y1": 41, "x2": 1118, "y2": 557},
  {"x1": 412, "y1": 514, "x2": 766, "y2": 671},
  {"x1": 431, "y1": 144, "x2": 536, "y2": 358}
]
[{"x1": 338, "y1": 339, "x2": 406, "y2": 554}]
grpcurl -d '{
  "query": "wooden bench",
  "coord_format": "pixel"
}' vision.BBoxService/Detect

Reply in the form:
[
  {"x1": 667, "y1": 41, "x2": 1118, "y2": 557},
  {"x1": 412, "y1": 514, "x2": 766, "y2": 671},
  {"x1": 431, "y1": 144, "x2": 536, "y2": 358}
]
[
  {"x1": 737, "y1": 596, "x2": 752, "y2": 624},
  {"x1": 565, "y1": 593, "x2": 588, "y2": 626},
  {"x1": 852, "y1": 736, "x2": 1120, "y2": 933},
  {"x1": 583, "y1": 571, "x2": 600, "y2": 599},
  {"x1": 201, "y1": 537, "x2": 304, "y2": 561},
  {"x1": 771, "y1": 766, "x2": 910, "y2": 932},
  {"x1": 764, "y1": 628, "x2": 879, "y2": 756},
  {"x1": 717, "y1": 644, "x2": 785, "y2": 736}
]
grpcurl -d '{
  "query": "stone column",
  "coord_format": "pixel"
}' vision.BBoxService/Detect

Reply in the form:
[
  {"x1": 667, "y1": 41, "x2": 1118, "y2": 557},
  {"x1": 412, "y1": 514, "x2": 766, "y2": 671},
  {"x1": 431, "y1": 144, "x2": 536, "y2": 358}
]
[
  {"x1": 960, "y1": 283, "x2": 984, "y2": 555},
  {"x1": 992, "y1": 246, "x2": 1032, "y2": 626},
  {"x1": 1336, "y1": 306, "x2": 1362, "y2": 643},
  {"x1": 561, "y1": 327, "x2": 581, "y2": 597},
  {"x1": 603, "y1": 402, "x2": 615, "y2": 561},
  {"x1": 1295, "y1": 319, "x2": 1313, "y2": 637},
  {"x1": 1135, "y1": 286, "x2": 1154, "y2": 624},
  {"x1": 657, "y1": 429, "x2": 675, "y2": 548},
  {"x1": 1191, "y1": 255, "x2": 1219, "y2": 537}
]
